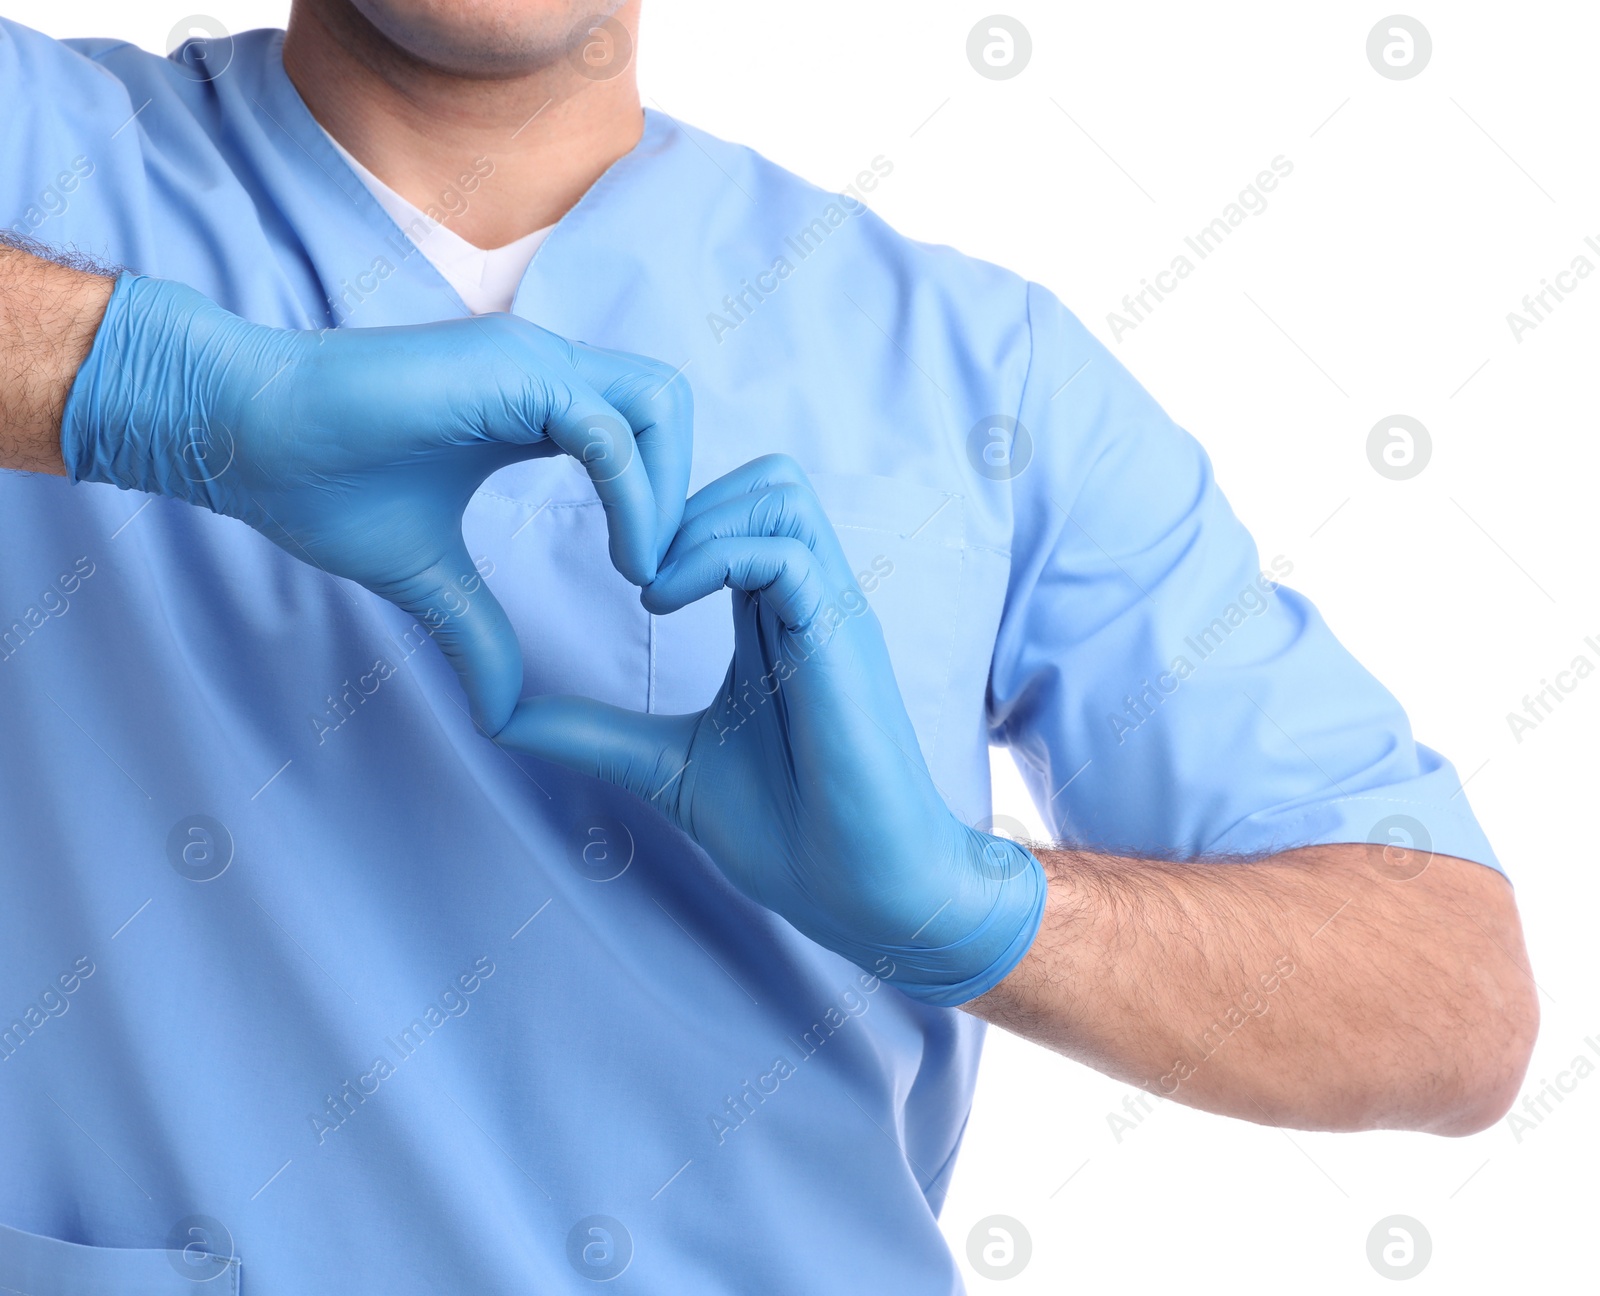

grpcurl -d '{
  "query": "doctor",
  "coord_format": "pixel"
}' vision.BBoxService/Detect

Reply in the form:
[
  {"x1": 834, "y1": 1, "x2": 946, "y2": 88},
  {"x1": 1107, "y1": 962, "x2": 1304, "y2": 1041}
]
[{"x1": 0, "y1": 1, "x2": 1536, "y2": 1292}]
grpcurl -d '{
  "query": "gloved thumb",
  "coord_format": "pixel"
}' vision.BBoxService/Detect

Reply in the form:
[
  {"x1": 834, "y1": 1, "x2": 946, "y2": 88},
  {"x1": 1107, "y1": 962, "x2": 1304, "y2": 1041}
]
[{"x1": 494, "y1": 695, "x2": 698, "y2": 812}]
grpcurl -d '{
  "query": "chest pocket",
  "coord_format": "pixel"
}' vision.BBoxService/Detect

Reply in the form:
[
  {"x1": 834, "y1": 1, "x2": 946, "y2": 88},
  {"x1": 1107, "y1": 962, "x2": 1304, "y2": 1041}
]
[
  {"x1": 0, "y1": 1221, "x2": 240, "y2": 1295},
  {"x1": 809, "y1": 473, "x2": 969, "y2": 761}
]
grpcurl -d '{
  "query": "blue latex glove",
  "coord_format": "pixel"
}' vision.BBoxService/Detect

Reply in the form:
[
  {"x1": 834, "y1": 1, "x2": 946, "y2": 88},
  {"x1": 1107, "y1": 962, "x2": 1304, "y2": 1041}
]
[
  {"x1": 62, "y1": 272, "x2": 691, "y2": 735},
  {"x1": 495, "y1": 455, "x2": 1047, "y2": 1005}
]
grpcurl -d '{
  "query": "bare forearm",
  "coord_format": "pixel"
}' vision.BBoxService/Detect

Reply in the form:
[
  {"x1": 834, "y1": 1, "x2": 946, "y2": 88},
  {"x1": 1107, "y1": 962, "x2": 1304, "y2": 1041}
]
[
  {"x1": 0, "y1": 240, "x2": 115, "y2": 474},
  {"x1": 967, "y1": 843, "x2": 1537, "y2": 1135}
]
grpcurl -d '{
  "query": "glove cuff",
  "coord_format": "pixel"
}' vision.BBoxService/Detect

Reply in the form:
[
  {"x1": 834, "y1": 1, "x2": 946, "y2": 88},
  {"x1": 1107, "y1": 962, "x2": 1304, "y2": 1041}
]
[
  {"x1": 881, "y1": 838, "x2": 1048, "y2": 1008},
  {"x1": 60, "y1": 272, "x2": 270, "y2": 507}
]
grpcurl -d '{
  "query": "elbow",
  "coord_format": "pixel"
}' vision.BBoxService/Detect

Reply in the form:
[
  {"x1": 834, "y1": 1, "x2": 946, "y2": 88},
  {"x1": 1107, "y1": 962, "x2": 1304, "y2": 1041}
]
[{"x1": 1423, "y1": 972, "x2": 1541, "y2": 1137}]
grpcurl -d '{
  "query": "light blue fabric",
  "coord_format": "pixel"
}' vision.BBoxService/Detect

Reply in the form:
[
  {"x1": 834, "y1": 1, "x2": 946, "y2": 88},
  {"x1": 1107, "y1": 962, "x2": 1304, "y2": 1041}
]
[{"x1": 0, "y1": 22, "x2": 1499, "y2": 1295}]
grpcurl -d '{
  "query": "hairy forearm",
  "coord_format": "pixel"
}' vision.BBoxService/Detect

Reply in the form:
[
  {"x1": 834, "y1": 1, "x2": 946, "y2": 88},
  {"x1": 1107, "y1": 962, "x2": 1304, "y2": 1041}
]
[
  {"x1": 0, "y1": 239, "x2": 116, "y2": 474},
  {"x1": 966, "y1": 842, "x2": 1538, "y2": 1135}
]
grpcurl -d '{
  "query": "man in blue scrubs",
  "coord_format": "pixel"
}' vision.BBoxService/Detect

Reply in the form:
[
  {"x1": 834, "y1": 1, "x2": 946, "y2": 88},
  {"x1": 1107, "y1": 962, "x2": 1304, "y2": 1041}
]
[{"x1": 0, "y1": 2, "x2": 1537, "y2": 1291}]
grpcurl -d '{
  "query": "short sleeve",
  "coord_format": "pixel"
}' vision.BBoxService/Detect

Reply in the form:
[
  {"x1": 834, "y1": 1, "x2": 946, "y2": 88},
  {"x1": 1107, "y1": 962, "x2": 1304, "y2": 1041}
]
[
  {"x1": 0, "y1": 21, "x2": 146, "y2": 241},
  {"x1": 988, "y1": 283, "x2": 1500, "y2": 873}
]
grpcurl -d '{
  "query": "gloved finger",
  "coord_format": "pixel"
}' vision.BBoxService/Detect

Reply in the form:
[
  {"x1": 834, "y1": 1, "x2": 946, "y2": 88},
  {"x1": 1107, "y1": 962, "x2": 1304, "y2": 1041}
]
[
  {"x1": 658, "y1": 482, "x2": 847, "y2": 578},
  {"x1": 471, "y1": 318, "x2": 663, "y2": 585},
  {"x1": 380, "y1": 536, "x2": 523, "y2": 736},
  {"x1": 642, "y1": 535, "x2": 828, "y2": 629},
  {"x1": 671, "y1": 453, "x2": 809, "y2": 530},
  {"x1": 530, "y1": 388, "x2": 664, "y2": 587},
  {"x1": 494, "y1": 694, "x2": 697, "y2": 809},
  {"x1": 567, "y1": 342, "x2": 694, "y2": 571}
]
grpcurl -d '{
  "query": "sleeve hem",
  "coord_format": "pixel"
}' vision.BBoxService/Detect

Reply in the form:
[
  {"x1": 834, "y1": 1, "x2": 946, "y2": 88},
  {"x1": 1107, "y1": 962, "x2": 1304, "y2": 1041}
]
[{"x1": 1205, "y1": 794, "x2": 1504, "y2": 877}]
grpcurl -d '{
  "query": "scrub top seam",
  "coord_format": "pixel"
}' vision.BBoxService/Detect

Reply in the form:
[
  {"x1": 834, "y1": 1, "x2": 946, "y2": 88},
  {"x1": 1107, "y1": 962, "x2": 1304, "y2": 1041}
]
[{"x1": 648, "y1": 611, "x2": 657, "y2": 713}]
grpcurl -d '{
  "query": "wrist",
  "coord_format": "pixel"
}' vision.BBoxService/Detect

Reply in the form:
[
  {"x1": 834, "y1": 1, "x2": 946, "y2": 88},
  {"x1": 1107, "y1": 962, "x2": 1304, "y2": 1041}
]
[
  {"x1": 0, "y1": 245, "x2": 113, "y2": 475},
  {"x1": 60, "y1": 273, "x2": 288, "y2": 508}
]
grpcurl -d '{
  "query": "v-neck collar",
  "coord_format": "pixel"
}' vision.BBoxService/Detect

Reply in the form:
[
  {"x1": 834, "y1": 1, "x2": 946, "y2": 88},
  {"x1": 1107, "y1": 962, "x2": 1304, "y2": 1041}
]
[{"x1": 244, "y1": 30, "x2": 682, "y2": 330}]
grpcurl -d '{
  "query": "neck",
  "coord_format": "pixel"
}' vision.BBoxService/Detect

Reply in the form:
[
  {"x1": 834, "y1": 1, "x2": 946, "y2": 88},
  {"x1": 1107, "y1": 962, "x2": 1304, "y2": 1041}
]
[{"x1": 282, "y1": 2, "x2": 644, "y2": 249}]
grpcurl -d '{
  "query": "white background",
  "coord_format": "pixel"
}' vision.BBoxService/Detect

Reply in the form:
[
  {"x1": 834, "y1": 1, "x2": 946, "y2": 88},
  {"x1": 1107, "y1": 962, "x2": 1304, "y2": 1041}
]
[{"x1": 9, "y1": 2, "x2": 1596, "y2": 1291}]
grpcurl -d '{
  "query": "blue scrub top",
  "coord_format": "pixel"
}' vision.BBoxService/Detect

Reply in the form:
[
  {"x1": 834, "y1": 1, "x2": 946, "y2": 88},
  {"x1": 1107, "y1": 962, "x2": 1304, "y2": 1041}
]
[{"x1": 0, "y1": 23, "x2": 1499, "y2": 1295}]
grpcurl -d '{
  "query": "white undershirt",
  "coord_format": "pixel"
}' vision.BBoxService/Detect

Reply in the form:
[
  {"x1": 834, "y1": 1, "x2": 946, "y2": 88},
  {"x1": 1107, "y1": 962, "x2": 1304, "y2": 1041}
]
[{"x1": 325, "y1": 132, "x2": 551, "y2": 315}]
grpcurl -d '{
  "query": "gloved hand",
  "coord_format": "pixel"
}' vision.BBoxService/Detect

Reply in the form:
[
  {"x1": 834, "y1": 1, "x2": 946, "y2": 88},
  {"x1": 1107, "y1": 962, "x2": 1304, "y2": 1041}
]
[
  {"x1": 495, "y1": 455, "x2": 1047, "y2": 1005},
  {"x1": 61, "y1": 272, "x2": 691, "y2": 735}
]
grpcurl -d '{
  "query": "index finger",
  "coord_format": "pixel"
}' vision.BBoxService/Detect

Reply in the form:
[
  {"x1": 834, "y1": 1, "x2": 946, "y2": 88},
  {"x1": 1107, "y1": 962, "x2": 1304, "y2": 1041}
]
[
  {"x1": 466, "y1": 316, "x2": 673, "y2": 586},
  {"x1": 566, "y1": 341, "x2": 694, "y2": 571}
]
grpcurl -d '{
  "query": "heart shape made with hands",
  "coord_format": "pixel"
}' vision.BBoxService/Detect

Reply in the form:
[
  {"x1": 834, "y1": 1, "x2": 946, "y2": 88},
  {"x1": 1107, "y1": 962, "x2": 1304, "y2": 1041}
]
[
  {"x1": 494, "y1": 453, "x2": 1047, "y2": 1006},
  {"x1": 63, "y1": 275, "x2": 1042, "y2": 1004}
]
